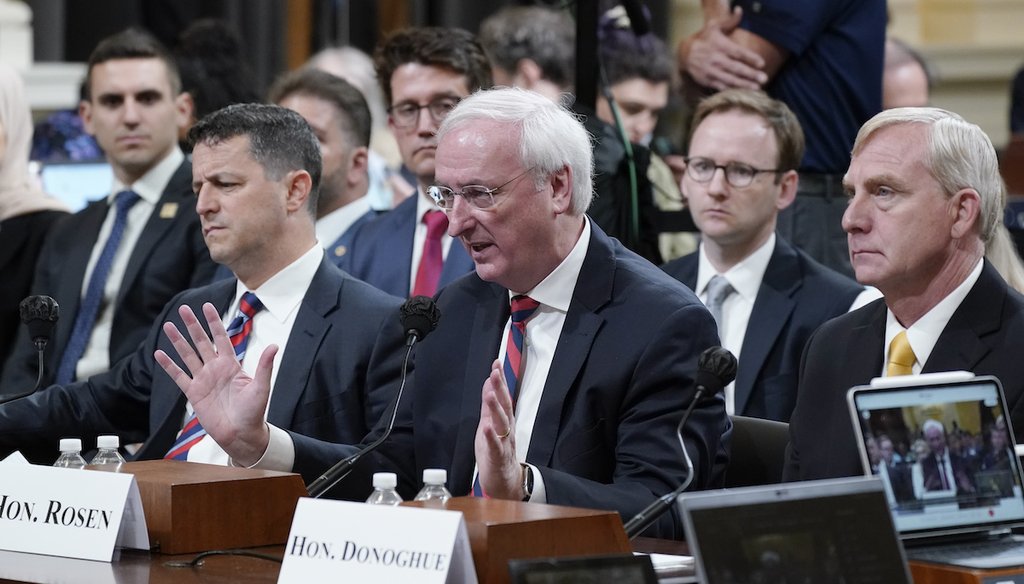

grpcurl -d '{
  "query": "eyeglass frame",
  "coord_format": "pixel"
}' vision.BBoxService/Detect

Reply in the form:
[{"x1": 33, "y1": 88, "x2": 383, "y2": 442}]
[
  {"x1": 387, "y1": 96, "x2": 462, "y2": 128},
  {"x1": 683, "y1": 156, "x2": 782, "y2": 188},
  {"x1": 428, "y1": 167, "x2": 538, "y2": 212}
]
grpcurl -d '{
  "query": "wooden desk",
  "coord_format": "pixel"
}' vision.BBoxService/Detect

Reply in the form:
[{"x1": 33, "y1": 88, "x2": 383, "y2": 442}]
[{"x1": 0, "y1": 539, "x2": 693, "y2": 583}]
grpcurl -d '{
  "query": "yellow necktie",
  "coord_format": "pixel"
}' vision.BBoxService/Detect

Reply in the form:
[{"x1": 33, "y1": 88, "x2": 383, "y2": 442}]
[{"x1": 887, "y1": 331, "x2": 917, "y2": 376}]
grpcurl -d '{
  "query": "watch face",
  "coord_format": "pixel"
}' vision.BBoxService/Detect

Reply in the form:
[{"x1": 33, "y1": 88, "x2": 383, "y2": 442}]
[{"x1": 522, "y1": 465, "x2": 534, "y2": 501}]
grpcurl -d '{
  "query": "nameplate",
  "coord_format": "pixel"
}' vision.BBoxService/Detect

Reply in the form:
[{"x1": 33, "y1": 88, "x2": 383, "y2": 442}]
[
  {"x1": 279, "y1": 498, "x2": 477, "y2": 584},
  {"x1": 0, "y1": 455, "x2": 149, "y2": 561}
]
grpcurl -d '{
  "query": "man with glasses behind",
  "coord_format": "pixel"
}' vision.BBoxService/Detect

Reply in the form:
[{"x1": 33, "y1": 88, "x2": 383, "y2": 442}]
[
  {"x1": 339, "y1": 27, "x2": 490, "y2": 298},
  {"x1": 663, "y1": 90, "x2": 870, "y2": 423}
]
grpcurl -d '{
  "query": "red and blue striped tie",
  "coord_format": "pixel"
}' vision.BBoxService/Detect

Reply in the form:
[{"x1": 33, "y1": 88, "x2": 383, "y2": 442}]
[
  {"x1": 473, "y1": 295, "x2": 539, "y2": 496},
  {"x1": 165, "y1": 292, "x2": 264, "y2": 460}
]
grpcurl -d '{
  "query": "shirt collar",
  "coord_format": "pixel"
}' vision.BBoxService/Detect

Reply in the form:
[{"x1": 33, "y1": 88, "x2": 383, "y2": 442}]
[
  {"x1": 695, "y1": 233, "x2": 775, "y2": 302},
  {"x1": 315, "y1": 196, "x2": 371, "y2": 245},
  {"x1": 234, "y1": 244, "x2": 324, "y2": 323},
  {"x1": 509, "y1": 217, "x2": 591, "y2": 314},
  {"x1": 415, "y1": 187, "x2": 442, "y2": 222},
  {"x1": 884, "y1": 258, "x2": 984, "y2": 366},
  {"x1": 109, "y1": 147, "x2": 185, "y2": 206}
]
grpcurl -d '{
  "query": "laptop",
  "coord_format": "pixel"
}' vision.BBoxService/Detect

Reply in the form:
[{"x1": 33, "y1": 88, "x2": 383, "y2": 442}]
[
  {"x1": 678, "y1": 477, "x2": 912, "y2": 583},
  {"x1": 37, "y1": 160, "x2": 112, "y2": 212},
  {"x1": 848, "y1": 372, "x2": 1024, "y2": 569}
]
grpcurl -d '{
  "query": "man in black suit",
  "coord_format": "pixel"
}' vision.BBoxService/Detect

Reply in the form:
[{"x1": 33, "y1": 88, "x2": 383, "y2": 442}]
[
  {"x1": 1, "y1": 29, "x2": 216, "y2": 394},
  {"x1": 784, "y1": 107, "x2": 1024, "y2": 481},
  {"x1": 663, "y1": 90, "x2": 867, "y2": 422},
  {"x1": 917, "y1": 419, "x2": 975, "y2": 496},
  {"x1": 0, "y1": 104, "x2": 404, "y2": 471},
  {"x1": 162, "y1": 88, "x2": 729, "y2": 539}
]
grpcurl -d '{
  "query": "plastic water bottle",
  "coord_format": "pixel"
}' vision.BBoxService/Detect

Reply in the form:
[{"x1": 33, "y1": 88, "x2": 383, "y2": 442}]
[
  {"x1": 414, "y1": 468, "x2": 452, "y2": 504},
  {"x1": 53, "y1": 438, "x2": 87, "y2": 469},
  {"x1": 91, "y1": 435, "x2": 126, "y2": 467},
  {"x1": 366, "y1": 472, "x2": 404, "y2": 506}
]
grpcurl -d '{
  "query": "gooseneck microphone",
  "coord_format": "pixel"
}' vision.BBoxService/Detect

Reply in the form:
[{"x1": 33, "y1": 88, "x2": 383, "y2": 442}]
[
  {"x1": 0, "y1": 296, "x2": 60, "y2": 406},
  {"x1": 623, "y1": 346, "x2": 737, "y2": 538},
  {"x1": 306, "y1": 295, "x2": 441, "y2": 498}
]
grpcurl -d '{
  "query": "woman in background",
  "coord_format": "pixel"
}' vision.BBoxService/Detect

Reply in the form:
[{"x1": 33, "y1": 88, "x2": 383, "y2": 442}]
[{"x1": 0, "y1": 64, "x2": 68, "y2": 379}]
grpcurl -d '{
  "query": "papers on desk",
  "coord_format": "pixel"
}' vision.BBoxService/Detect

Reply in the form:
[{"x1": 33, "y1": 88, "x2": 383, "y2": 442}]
[{"x1": 635, "y1": 552, "x2": 697, "y2": 584}]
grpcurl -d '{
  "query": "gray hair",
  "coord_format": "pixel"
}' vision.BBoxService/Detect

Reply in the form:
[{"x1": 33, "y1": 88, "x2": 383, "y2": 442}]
[
  {"x1": 479, "y1": 6, "x2": 575, "y2": 91},
  {"x1": 852, "y1": 107, "x2": 1003, "y2": 243},
  {"x1": 437, "y1": 87, "x2": 593, "y2": 215},
  {"x1": 922, "y1": 418, "x2": 946, "y2": 435}
]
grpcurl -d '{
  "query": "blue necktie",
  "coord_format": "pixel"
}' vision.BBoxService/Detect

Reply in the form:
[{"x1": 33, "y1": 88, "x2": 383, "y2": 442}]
[{"x1": 56, "y1": 190, "x2": 140, "y2": 384}]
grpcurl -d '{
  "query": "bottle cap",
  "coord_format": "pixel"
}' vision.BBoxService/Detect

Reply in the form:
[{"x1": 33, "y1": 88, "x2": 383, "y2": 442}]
[
  {"x1": 423, "y1": 468, "x2": 447, "y2": 485},
  {"x1": 59, "y1": 438, "x2": 82, "y2": 452},
  {"x1": 372, "y1": 472, "x2": 397, "y2": 489},
  {"x1": 96, "y1": 435, "x2": 120, "y2": 449}
]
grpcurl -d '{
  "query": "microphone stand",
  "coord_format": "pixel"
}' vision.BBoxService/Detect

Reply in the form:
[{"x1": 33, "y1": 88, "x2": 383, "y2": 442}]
[
  {"x1": 623, "y1": 384, "x2": 707, "y2": 539},
  {"x1": 305, "y1": 338, "x2": 415, "y2": 499},
  {"x1": 0, "y1": 339, "x2": 48, "y2": 406}
]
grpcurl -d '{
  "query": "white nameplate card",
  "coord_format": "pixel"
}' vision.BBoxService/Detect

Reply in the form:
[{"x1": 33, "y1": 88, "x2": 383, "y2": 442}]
[
  {"x1": 0, "y1": 455, "x2": 149, "y2": 561},
  {"x1": 279, "y1": 498, "x2": 477, "y2": 584}
]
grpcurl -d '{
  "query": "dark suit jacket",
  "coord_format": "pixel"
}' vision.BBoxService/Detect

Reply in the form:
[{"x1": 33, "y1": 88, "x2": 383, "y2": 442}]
[
  {"x1": 339, "y1": 193, "x2": 474, "y2": 297},
  {"x1": 0, "y1": 258, "x2": 406, "y2": 472},
  {"x1": 662, "y1": 237, "x2": 863, "y2": 421},
  {"x1": 1, "y1": 160, "x2": 217, "y2": 393},
  {"x1": 920, "y1": 451, "x2": 974, "y2": 494},
  {"x1": 784, "y1": 261, "x2": 1024, "y2": 481},
  {"x1": 325, "y1": 208, "x2": 381, "y2": 267},
  {"x1": 291, "y1": 223, "x2": 730, "y2": 539}
]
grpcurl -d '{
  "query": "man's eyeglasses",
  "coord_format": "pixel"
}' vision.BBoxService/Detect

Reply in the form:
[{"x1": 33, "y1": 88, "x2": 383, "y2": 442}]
[
  {"x1": 684, "y1": 156, "x2": 780, "y2": 188},
  {"x1": 388, "y1": 97, "x2": 461, "y2": 128},
  {"x1": 428, "y1": 168, "x2": 536, "y2": 211}
]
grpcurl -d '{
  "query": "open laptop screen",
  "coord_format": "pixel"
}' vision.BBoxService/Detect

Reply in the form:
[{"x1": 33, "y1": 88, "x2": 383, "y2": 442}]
[
  {"x1": 679, "y1": 478, "x2": 911, "y2": 584},
  {"x1": 848, "y1": 375, "x2": 1024, "y2": 538},
  {"x1": 38, "y1": 161, "x2": 112, "y2": 212}
]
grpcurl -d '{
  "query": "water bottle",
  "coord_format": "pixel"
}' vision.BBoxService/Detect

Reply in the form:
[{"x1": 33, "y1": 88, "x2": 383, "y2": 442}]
[
  {"x1": 91, "y1": 435, "x2": 126, "y2": 467},
  {"x1": 365, "y1": 472, "x2": 404, "y2": 506},
  {"x1": 414, "y1": 468, "x2": 452, "y2": 504},
  {"x1": 53, "y1": 438, "x2": 87, "y2": 469}
]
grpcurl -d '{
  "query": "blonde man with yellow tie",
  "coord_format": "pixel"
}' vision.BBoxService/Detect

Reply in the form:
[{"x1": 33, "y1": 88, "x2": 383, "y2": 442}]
[{"x1": 783, "y1": 107, "x2": 1024, "y2": 482}]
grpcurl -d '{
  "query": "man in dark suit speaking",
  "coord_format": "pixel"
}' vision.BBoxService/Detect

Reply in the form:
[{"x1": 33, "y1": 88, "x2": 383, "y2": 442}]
[
  {"x1": 917, "y1": 419, "x2": 975, "y2": 496},
  {"x1": 662, "y1": 90, "x2": 868, "y2": 422},
  {"x1": 784, "y1": 107, "x2": 1024, "y2": 481},
  {"x1": 160, "y1": 88, "x2": 730, "y2": 539},
  {"x1": 0, "y1": 104, "x2": 404, "y2": 470}
]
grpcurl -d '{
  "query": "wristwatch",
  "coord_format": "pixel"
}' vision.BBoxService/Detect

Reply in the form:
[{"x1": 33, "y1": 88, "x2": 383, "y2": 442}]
[{"x1": 521, "y1": 463, "x2": 534, "y2": 501}]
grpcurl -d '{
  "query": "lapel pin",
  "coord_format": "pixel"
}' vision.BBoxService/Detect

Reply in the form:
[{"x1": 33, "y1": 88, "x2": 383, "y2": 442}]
[{"x1": 160, "y1": 202, "x2": 178, "y2": 219}]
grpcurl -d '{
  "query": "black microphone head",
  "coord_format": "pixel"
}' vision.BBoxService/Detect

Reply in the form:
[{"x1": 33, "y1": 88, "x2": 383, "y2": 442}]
[
  {"x1": 400, "y1": 295, "x2": 441, "y2": 342},
  {"x1": 19, "y1": 295, "x2": 59, "y2": 345},
  {"x1": 621, "y1": 0, "x2": 651, "y2": 38},
  {"x1": 694, "y1": 346, "x2": 737, "y2": 395}
]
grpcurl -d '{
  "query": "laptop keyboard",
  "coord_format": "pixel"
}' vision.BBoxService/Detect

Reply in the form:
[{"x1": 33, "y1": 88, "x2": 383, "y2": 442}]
[{"x1": 908, "y1": 537, "x2": 1024, "y2": 565}]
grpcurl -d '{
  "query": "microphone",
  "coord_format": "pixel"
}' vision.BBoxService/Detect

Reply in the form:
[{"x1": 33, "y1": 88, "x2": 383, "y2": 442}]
[
  {"x1": 306, "y1": 295, "x2": 441, "y2": 498},
  {"x1": 623, "y1": 346, "x2": 737, "y2": 539},
  {"x1": 0, "y1": 296, "x2": 60, "y2": 406}
]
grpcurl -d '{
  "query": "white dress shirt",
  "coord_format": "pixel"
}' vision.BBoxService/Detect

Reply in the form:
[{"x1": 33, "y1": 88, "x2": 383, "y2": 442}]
[
  {"x1": 185, "y1": 244, "x2": 325, "y2": 466},
  {"x1": 76, "y1": 148, "x2": 185, "y2": 380},
  {"x1": 882, "y1": 259, "x2": 983, "y2": 376},
  {"x1": 315, "y1": 195, "x2": 372, "y2": 251},
  {"x1": 408, "y1": 190, "x2": 455, "y2": 295}
]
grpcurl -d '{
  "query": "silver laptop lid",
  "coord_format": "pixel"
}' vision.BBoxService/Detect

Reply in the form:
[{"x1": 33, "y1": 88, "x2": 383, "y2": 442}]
[
  {"x1": 847, "y1": 372, "x2": 1024, "y2": 539},
  {"x1": 678, "y1": 477, "x2": 911, "y2": 584}
]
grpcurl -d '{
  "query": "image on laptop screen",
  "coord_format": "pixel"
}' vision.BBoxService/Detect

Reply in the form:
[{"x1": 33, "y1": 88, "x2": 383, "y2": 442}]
[
  {"x1": 679, "y1": 478, "x2": 911, "y2": 584},
  {"x1": 848, "y1": 376, "x2": 1024, "y2": 538}
]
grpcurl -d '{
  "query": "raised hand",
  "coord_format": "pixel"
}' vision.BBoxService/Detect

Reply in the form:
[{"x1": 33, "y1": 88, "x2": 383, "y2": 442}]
[
  {"x1": 474, "y1": 359, "x2": 522, "y2": 500},
  {"x1": 154, "y1": 302, "x2": 277, "y2": 466}
]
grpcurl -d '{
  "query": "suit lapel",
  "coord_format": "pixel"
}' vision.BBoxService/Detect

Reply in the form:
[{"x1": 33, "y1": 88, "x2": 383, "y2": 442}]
[
  {"x1": 734, "y1": 240, "x2": 800, "y2": 414},
  {"x1": 525, "y1": 227, "x2": 611, "y2": 467},
  {"x1": 119, "y1": 162, "x2": 191, "y2": 305},
  {"x1": 924, "y1": 262, "x2": 1003, "y2": 373},
  {"x1": 380, "y1": 197, "x2": 417, "y2": 295},
  {"x1": 450, "y1": 282, "x2": 507, "y2": 489},
  {"x1": 58, "y1": 201, "x2": 108, "y2": 321},
  {"x1": 266, "y1": 259, "x2": 338, "y2": 427}
]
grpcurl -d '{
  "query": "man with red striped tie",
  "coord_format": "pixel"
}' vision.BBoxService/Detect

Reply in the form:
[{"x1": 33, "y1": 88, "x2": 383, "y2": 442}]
[
  {"x1": 164, "y1": 89, "x2": 729, "y2": 539},
  {"x1": 0, "y1": 104, "x2": 406, "y2": 479}
]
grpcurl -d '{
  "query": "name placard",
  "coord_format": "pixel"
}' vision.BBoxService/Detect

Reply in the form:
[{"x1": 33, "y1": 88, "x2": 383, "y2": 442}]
[
  {"x1": 0, "y1": 455, "x2": 149, "y2": 561},
  {"x1": 279, "y1": 498, "x2": 477, "y2": 584}
]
